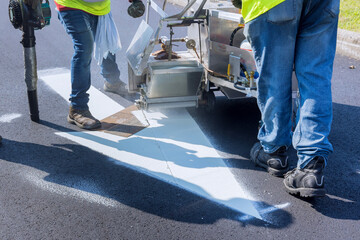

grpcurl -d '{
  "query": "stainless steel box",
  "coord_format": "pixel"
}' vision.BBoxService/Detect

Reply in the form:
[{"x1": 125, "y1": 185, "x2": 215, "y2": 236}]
[
  {"x1": 188, "y1": 8, "x2": 253, "y2": 75},
  {"x1": 145, "y1": 58, "x2": 203, "y2": 99}
]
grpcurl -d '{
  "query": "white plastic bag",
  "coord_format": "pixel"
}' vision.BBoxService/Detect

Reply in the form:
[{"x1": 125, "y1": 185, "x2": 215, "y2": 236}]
[{"x1": 94, "y1": 12, "x2": 122, "y2": 65}]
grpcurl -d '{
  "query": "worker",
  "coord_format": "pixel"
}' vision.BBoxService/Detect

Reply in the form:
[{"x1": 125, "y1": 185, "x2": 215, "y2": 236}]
[
  {"x1": 233, "y1": 0, "x2": 339, "y2": 197},
  {"x1": 24, "y1": 0, "x2": 145, "y2": 130}
]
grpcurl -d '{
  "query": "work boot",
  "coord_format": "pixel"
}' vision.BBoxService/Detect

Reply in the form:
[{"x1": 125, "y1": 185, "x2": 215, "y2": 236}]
[
  {"x1": 283, "y1": 156, "x2": 326, "y2": 197},
  {"x1": 103, "y1": 81, "x2": 128, "y2": 96},
  {"x1": 67, "y1": 107, "x2": 101, "y2": 130},
  {"x1": 250, "y1": 142, "x2": 289, "y2": 177}
]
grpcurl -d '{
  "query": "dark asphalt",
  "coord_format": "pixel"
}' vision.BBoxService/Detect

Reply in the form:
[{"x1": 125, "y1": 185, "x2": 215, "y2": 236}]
[{"x1": 0, "y1": 1, "x2": 359, "y2": 239}]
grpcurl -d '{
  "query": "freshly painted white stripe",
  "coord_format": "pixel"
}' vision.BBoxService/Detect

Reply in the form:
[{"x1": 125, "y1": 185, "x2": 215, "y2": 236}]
[
  {"x1": 38, "y1": 68, "x2": 124, "y2": 120},
  {"x1": 238, "y1": 202, "x2": 290, "y2": 222},
  {"x1": 0, "y1": 113, "x2": 22, "y2": 123},
  {"x1": 40, "y1": 68, "x2": 262, "y2": 219}
]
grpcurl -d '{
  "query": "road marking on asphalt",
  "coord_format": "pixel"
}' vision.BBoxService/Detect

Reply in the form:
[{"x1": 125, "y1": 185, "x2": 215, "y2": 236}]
[
  {"x1": 24, "y1": 170, "x2": 121, "y2": 208},
  {"x1": 0, "y1": 113, "x2": 22, "y2": 123},
  {"x1": 238, "y1": 202, "x2": 290, "y2": 222},
  {"x1": 39, "y1": 68, "x2": 262, "y2": 220},
  {"x1": 39, "y1": 68, "x2": 124, "y2": 119}
]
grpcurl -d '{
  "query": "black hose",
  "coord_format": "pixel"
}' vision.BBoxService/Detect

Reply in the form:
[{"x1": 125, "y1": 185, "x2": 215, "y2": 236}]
[
  {"x1": 229, "y1": 27, "x2": 242, "y2": 46},
  {"x1": 27, "y1": 90, "x2": 39, "y2": 122}
]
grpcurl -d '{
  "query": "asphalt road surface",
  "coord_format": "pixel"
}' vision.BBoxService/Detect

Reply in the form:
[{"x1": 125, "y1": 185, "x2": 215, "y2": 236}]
[{"x1": 0, "y1": 1, "x2": 359, "y2": 239}]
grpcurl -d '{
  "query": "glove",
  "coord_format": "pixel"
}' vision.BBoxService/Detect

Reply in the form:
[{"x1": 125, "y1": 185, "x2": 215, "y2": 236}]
[
  {"x1": 23, "y1": 0, "x2": 40, "y2": 9},
  {"x1": 128, "y1": 0, "x2": 145, "y2": 18},
  {"x1": 232, "y1": 0, "x2": 242, "y2": 9}
]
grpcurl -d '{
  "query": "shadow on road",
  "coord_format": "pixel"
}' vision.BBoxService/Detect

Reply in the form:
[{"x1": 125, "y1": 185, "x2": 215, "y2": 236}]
[
  {"x1": 188, "y1": 96, "x2": 261, "y2": 159},
  {"x1": 0, "y1": 119, "x2": 292, "y2": 228},
  {"x1": 189, "y1": 98, "x2": 360, "y2": 220},
  {"x1": 310, "y1": 102, "x2": 360, "y2": 220}
]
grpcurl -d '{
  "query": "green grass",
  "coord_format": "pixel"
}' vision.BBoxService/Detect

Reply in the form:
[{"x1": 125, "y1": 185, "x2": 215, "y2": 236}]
[{"x1": 339, "y1": 0, "x2": 360, "y2": 32}]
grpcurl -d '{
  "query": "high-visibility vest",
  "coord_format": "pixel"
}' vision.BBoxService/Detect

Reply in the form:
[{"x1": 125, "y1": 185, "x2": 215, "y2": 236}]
[
  {"x1": 242, "y1": 0, "x2": 285, "y2": 23},
  {"x1": 54, "y1": 0, "x2": 111, "y2": 16}
]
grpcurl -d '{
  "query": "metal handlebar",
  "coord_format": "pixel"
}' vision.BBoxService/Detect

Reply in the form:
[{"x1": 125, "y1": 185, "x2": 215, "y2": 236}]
[{"x1": 146, "y1": 0, "x2": 208, "y2": 23}]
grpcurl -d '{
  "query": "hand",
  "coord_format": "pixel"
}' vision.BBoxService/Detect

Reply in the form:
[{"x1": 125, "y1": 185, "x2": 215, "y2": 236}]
[
  {"x1": 232, "y1": 0, "x2": 242, "y2": 9},
  {"x1": 23, "y1": 0, "x2": 40, "y2": 9},
  {"x1": 128, "y1": 0, "x2": 145, "y2": 18}
]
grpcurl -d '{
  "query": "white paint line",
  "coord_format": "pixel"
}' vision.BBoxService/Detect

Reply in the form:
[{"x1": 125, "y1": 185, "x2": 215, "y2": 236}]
[
  {"x1": 56, "y1": 130, "x2": 176, "y2": 185},
  {"x1": 327, "y1": 194, "x2": 355, "y2": 203},
  {"x1": 38, "y1": 68, "x2": 124, "y2": 120},
  {"x1": 238, "y1": 202, "x2": 290, "y2": 222},
  {"x1": 258, "y1": 202, "x2": 290, "y2": 215},
  {"x1": 40, "y1": 68, "x2": 262, "y2": 219},
  {"x1": 0, "y1": 113, "x2": 22, "y2": 123}
]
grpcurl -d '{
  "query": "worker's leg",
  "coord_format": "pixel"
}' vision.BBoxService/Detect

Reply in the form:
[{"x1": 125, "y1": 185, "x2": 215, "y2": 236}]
[
  {"x1": 94, "y1": 18, "x2": 122, "y2": 91},
  {"x1": 58, "y1": 11, "x2": 101, "y2": 129},
  {"x1": 58, "y1": 10, "x2": 98, "y2": 110},
  {"x1": 101, "y1": 53, "x2": 121, "y2": 85},
  {"x1": 293, "y1": 0, "x2": 339, "y2": 168},
  {"x1": 245, "y1": 0, "x2": 299, "y2": 154},
  {"x1": 101, "y1": 53, "x2": 127, "y2": 95}
]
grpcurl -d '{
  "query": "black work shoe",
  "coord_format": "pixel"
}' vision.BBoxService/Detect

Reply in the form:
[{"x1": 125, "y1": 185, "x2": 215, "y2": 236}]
[
  {"x1": 283, "y1": 156, "x2": 326, "y2": 197},
  {"x1": 67, "y1": 107, "x2": 101, "y2": 130},
  {"x1": 250, "y1": 142, "x2": 289, "y2": 177}
]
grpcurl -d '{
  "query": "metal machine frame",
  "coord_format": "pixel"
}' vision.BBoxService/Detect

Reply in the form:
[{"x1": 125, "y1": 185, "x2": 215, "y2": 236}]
[{"x1": 126, "y1": 0, "x2": 299, "y2": 114}]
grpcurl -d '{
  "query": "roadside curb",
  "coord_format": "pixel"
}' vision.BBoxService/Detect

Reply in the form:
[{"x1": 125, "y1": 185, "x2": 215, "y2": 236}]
[
  {"x1": 166, "y1": 0, "x2": 360, "y2": 60},
  {"x1": 336, "y1": 29, "x2": 360, "y2": 60}
]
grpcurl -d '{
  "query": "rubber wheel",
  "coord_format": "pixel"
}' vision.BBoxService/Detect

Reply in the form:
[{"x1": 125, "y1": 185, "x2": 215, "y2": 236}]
[{"x1": 201, "y1": 90, "x2": 216, "y2": 113}]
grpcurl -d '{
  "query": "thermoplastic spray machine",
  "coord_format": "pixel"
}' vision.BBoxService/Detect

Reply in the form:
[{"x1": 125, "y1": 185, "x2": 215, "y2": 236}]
[{"x1": 126, "y1": 0, "x2": 299, "y2": 127}]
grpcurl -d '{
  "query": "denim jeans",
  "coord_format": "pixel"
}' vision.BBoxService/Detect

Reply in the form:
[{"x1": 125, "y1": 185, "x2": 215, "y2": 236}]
[
  {"x1": 58, "y1": 10, "x2": 121, "y2": 109},
  {"x1": 244, "y1": 0, "x2": 339, "y2": 168}
]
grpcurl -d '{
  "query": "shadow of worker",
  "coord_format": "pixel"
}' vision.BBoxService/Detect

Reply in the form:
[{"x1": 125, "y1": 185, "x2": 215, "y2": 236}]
[{"x1": 0, "y1": 137, "x2": 292, "y2": 227}]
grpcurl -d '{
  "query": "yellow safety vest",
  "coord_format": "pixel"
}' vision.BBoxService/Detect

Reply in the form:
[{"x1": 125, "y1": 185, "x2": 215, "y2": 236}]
[
  {"x1": 54, "y1": 0, "x2": 111, "y2": 16},
  {"x1": 242, "y1": 0, "x2": 285, "y2": 23}
]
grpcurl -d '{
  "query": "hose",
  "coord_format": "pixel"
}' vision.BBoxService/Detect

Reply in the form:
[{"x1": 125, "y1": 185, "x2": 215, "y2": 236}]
[
  {"x1": 192, "y1": 47, "x2": 228, "y2": 78},
  {"x1": 229, "y1": 27, "x2": 242, "y2": 46}
]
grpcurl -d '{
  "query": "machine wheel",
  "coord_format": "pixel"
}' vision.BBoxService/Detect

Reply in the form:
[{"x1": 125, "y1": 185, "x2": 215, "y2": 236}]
[{"x1": 200, "y1": 90, "x2": 216, "y2": 113}]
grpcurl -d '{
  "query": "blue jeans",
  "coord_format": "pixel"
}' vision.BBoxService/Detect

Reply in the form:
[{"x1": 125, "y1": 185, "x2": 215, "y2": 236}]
[
  {"x1": 58, "y1": 10, "x2": 121, "y2": 109},
  {"x1": 244, "y1": 0, "x2": 339, "y2": 168}
]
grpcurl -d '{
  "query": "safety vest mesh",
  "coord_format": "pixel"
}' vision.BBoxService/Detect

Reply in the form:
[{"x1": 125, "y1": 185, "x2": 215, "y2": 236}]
[
  {"x1": 242, "y1": 0, "x2": 285, "y2": 23},
  {"x1": 54, "y1": 0, "x2": 111, "y2": 16}
]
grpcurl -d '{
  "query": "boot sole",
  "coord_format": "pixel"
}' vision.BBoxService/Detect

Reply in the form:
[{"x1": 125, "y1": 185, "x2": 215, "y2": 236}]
[
  {"x1": 67, "y1": 115, "x2": 101, "y2": 130},
  {"x1": 283, "y1": 180, "x2": 326, "y2": 197}
]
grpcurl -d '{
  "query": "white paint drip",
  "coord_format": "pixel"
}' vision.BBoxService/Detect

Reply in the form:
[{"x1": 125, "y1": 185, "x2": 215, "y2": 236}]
[
  {"x1": 0, "y1": 113, "x2": 22, "y2": 123},
  {"x1": 326, "y1": 194, "x2": 355, "y2": 203}
]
